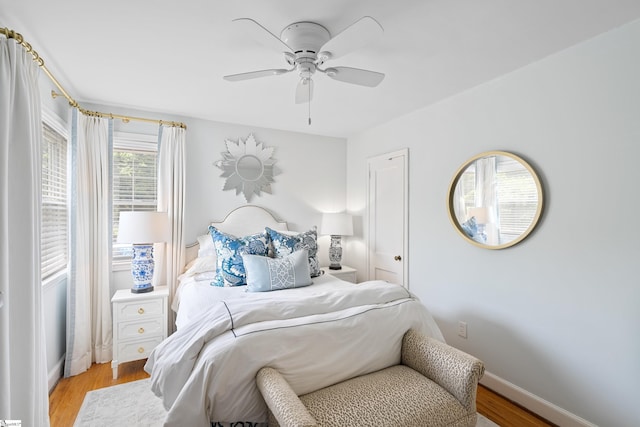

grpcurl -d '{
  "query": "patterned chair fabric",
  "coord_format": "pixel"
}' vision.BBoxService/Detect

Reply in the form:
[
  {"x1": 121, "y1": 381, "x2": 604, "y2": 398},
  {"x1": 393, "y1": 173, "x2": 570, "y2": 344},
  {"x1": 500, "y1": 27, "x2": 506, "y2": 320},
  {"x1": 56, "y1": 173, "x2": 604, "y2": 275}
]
[{"x1": 256, "y1": 329, "x2": 485, "y2": 427}]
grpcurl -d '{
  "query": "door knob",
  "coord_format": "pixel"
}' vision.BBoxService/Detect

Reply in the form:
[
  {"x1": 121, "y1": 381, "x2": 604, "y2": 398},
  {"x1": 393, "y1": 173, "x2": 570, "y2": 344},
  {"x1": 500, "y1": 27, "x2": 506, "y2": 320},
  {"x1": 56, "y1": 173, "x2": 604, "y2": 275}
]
[{"x1": 394, "y1": 255, "x2": 402, "y2": 261}]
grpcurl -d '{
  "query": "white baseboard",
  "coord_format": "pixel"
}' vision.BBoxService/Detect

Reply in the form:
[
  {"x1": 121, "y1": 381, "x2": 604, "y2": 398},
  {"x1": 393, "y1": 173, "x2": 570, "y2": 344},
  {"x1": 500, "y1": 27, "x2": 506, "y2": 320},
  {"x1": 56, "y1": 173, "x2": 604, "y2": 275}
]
[
  {"x1": 48, "y1": 354, "x2": 65, "y2": 392},
  {"x1": 481, "y1": 370, "x2": 597, "y2": 427}
]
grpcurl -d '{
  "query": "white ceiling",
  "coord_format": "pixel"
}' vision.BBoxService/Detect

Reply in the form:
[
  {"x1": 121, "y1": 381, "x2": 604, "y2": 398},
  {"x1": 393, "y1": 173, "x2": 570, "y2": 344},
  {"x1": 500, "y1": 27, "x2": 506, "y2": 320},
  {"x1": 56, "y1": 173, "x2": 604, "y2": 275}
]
[{"x1": 3, "y1": 0, "x2": 640, "y2": 138}]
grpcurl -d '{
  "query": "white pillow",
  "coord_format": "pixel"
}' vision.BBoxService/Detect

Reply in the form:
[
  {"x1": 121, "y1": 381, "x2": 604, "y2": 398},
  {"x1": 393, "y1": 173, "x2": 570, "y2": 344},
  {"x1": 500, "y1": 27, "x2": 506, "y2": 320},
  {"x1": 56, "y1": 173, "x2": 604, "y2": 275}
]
[
  {"x1": 181, "y1": 255, "x2": 216, "y2": 278},
  {"x1": 197, "y1": 233, "x2": 216, "y2": 258}
]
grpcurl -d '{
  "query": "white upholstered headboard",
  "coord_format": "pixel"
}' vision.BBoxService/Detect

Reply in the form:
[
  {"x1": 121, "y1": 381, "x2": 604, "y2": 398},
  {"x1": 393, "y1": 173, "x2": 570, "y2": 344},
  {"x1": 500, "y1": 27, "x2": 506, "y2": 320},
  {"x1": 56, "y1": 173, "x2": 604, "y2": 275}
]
[{"x1": 185, "y1": 205, "x2": 288, "y2": 263}]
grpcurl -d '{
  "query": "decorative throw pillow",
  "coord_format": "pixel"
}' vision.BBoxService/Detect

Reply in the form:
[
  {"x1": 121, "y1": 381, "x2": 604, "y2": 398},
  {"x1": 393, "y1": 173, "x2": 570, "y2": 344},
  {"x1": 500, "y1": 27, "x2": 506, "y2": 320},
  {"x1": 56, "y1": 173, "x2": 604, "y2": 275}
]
[
  {"x1": 242, "y1": 249, "x2": 312, "y2": 292},
  {"x1": 208, "y1": 226, "x2": 269, "y2": 287},
  {"x1": 265, "y1": 227, "x2": 320, "y2": 277},
  {"x1": 460, "y1": 216, "x2": 478, "y2": 238}
]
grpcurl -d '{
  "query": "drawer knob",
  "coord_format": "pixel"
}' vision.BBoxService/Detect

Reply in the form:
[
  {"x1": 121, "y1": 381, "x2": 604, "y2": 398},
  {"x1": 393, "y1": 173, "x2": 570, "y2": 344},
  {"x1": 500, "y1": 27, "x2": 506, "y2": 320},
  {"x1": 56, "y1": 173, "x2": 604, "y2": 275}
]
[
  {"x1": 138, "y1": 347, "x2": 144, "y2": 354},
  {"x1": 138, "y1": 308, "x2": 145, "y2": 314},
  {"x1": 138, "y1": 327, "x2": 145, "y2": 334}
]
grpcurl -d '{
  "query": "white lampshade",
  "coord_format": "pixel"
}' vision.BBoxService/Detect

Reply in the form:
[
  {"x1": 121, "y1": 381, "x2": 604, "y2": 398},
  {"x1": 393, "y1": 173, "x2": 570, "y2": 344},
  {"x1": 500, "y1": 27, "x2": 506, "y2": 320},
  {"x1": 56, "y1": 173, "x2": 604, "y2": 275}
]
[
  {"x1": 467, "y1": 207, "x2": 489, "y2": 225},
  {"x1": 117, "y1": 211, "x2": 169, "y2": 244},
  {"x1": 320, "y1": 213, "x2": 353, "y2": 236}
]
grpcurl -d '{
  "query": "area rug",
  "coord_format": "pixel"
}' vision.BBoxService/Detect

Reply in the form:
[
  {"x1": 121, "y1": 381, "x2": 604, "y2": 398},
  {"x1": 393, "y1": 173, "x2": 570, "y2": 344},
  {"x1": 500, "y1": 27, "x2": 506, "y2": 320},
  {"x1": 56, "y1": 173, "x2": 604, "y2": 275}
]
[{"x1": 75, "y1": 379, "x2": 500, "y2": 426}]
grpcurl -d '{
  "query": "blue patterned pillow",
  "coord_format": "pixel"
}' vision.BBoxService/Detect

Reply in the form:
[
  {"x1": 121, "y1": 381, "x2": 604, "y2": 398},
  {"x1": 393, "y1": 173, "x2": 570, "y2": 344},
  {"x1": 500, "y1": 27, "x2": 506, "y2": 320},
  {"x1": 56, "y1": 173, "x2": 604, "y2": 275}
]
[
  {"x1": 242, "y1": 249, "x2": 312, "y2": 292},
  {"x1": 265, "y1": 227, "x2": 320, "y2": 278},
  {"x1": 460, "y1": 216, "x2": 487, "y2": 243},
  {"x1": 460, "y1": 216, "x2": 477, "y2": 238},
  {"x1": 208, "y1": 226, "x2": 269, "y2": 287}
]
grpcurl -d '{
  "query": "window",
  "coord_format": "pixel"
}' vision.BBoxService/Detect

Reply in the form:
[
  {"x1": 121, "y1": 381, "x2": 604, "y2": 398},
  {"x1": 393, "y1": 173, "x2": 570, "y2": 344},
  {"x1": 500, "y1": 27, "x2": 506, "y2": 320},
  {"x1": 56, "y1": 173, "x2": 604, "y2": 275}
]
[
  {"x1": 112, "y1": 133, "x2": 158, "y2": 262},
  {"x1": 41, "y1": 115, "x2": 68, "y2": 280}
]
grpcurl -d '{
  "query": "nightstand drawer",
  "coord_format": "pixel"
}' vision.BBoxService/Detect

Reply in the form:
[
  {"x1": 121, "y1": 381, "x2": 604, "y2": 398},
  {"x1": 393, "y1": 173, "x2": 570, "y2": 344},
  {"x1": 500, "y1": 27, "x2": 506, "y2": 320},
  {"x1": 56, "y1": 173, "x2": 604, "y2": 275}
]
[
  {"x1": 116, "y1": 298, "x2": 165, "y2": 320},
  {"x1": 118, "y1": 317, "x2": 164, "y2": 340},
  {"x1": 117, "y1": 336, "x2": 164, "y2": 362}
]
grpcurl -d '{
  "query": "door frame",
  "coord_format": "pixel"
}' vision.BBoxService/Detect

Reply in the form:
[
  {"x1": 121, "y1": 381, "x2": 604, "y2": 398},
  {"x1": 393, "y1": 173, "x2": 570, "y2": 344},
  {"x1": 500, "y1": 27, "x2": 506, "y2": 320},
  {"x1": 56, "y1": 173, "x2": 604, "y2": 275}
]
[{"x1": 366, "y1": 148, "x2": 409, "y2": 288}]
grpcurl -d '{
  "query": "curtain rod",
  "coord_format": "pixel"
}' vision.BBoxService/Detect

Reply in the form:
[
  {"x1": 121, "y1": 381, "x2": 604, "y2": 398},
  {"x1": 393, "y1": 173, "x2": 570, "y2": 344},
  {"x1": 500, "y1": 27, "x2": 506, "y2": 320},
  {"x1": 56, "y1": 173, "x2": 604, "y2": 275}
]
[{"x1": 1, "y1": 27, "x2": 187, "y2": 129}]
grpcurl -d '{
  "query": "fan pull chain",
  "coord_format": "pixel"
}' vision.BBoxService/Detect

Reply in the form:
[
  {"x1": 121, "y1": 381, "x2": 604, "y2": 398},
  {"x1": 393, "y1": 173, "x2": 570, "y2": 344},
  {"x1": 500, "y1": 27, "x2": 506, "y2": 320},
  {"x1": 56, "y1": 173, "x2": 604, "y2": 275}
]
[{"x1": 308, "y1": 79, "x2": 312, "y2": 125}]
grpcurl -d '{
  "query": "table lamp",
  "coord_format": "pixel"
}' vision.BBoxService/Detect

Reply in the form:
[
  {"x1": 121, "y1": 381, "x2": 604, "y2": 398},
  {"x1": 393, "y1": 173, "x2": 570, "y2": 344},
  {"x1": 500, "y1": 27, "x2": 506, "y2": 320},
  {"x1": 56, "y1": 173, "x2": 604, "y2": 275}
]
[
  {"x1": 116, "y1": 211, "x2": 168, "y2": 293},
  {"x1": 320, "y1": 212, "x2": 353, "y2": 270}
]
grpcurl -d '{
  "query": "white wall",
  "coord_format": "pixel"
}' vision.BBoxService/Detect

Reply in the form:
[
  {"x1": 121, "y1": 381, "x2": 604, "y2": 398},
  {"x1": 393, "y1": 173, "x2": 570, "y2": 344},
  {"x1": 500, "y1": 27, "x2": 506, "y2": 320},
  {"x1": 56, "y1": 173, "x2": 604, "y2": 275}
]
[
  {"x1": 182, "y1": 117, "x2": 347, "y2": 245},
  {"x1": 346, "y1": 19, "x2": 640, "y2": 427}
]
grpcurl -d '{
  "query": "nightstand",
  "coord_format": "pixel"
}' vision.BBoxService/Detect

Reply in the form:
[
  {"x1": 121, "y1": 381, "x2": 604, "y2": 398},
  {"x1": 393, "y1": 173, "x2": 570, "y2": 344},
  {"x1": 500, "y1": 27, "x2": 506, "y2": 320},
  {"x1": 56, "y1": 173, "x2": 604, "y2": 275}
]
[
  {"x1": 322, "y1": 265, "x2": 357, "y2": 283},
  {"x1": 111, "y1": 286, "x2": 168, "y2": 379}
]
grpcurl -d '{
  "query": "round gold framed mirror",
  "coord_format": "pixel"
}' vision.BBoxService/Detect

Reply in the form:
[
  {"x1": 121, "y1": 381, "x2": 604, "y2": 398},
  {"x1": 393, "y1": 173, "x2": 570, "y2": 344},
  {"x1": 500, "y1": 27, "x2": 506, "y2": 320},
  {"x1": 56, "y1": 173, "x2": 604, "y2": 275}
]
[{"x1": 447, "y1": 151, "x2": 543, "y2": 249}]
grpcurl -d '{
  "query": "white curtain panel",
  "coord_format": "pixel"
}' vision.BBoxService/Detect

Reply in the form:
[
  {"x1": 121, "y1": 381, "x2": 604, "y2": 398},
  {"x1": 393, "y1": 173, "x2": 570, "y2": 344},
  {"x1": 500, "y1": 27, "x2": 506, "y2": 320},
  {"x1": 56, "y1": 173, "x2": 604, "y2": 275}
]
[
  {"x1": 475, "y1": 156, "x2": 500, "y2": 243},
  {"x1": 0, "y1": 36, "x2": 51, "y2": 426},
  {"x1": 155, "y1": 125, "x2": 186, "y2": 334},
  {"x1": 65, "y1": 110, "x2": 113, "y2": 376}
]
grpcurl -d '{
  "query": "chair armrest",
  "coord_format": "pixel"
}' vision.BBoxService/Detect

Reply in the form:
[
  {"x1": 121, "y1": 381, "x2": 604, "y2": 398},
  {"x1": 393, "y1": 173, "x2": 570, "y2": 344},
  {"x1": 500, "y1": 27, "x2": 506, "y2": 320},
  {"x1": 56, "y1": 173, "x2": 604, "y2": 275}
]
[
  {"x1": 401, "y1": 329, "x2": 485, "y2": 412},
  {"x1": 256, "y1": 367, "x2": 318, "y2": 427}
]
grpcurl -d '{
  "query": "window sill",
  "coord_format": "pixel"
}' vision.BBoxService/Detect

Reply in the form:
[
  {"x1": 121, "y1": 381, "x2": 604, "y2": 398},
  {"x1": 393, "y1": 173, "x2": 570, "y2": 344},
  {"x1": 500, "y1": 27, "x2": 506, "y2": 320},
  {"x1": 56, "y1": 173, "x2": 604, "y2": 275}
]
[
  {"x1": 112, "y1": 261, "x2": 131, "y2": 272},
  {"x1": 43, "y1": 269, "x2": 67, "y2": 291}
]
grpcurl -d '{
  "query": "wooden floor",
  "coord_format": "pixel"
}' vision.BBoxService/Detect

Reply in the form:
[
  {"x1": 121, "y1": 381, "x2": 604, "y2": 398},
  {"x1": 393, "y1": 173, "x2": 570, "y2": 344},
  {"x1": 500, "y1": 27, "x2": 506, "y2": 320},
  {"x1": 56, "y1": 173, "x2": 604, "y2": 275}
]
[{"x1": 49, "y1": 361, "x2": 555, "y2": 427}]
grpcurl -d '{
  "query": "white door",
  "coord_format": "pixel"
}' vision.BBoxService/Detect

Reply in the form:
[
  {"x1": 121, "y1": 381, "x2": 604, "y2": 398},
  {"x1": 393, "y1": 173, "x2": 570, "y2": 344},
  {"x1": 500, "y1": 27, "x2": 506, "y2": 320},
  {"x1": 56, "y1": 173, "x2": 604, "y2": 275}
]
[{"x1": 367, "y1": 149, "x2": 408, "y2": 288}]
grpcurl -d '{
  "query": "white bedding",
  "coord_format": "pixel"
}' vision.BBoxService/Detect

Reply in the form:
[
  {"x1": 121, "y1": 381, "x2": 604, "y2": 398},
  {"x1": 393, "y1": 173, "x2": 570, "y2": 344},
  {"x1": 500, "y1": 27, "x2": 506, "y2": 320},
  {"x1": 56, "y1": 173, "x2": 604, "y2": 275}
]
[
  {"x1": 145, "y1": 275, "x2": 444, "y2": 426},
  {"x1": 174, "y1": 274, "x2": 245, "y2": 329}
]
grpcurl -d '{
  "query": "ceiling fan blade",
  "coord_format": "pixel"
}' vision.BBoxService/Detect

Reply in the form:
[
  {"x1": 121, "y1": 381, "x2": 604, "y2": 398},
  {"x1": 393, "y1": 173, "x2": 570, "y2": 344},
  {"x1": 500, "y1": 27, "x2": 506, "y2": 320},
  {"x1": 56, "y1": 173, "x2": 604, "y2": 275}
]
[
  {"x1": 320, "y1": 16, "x2": 383, "y2": 60},
  {"x1": 295, "y1": 78, "x2": 314, "y2": 104},
  {"x1": 233, "y1": 18, "x2": 293, "y2": 53},
  {"x1": 326, "y1": 67, "x2": 385, "y2": 87},
  {"x1": 224, "y1": 69, "x2": 290, "y2": 82}
]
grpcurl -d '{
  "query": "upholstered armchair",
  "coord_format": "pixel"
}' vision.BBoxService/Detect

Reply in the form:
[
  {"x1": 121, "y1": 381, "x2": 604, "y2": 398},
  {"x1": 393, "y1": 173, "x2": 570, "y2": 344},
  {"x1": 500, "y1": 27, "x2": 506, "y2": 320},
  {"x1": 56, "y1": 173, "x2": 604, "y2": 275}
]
[{"x1": 256, "y1": 329, "x2": 485, "y2": 427}]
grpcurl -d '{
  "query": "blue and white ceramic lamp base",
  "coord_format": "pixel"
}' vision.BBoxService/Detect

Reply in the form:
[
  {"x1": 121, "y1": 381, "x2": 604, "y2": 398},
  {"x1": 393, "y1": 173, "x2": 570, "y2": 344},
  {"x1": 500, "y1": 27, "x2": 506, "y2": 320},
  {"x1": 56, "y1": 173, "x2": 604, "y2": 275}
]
[
  {"x1": 328, "y1": 235, "x2": 343, "y2": 270},
  {"x1": 130, "y1": 244, "x2": 155, "y2": 293}
]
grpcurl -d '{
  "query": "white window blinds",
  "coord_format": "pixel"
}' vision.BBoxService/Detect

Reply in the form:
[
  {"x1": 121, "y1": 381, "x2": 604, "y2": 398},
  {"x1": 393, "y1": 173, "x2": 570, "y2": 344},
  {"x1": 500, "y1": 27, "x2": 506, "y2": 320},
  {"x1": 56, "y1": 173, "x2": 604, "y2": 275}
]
[
  {"x1": 496, "y1": 156, "x2": 539, "y2": 240},
  {"x1": 112, "y1": 133, "x2": 158, "y2": 261},
  {"x1": 41, "y1": 122, "x2": 68, "y2": 279}
]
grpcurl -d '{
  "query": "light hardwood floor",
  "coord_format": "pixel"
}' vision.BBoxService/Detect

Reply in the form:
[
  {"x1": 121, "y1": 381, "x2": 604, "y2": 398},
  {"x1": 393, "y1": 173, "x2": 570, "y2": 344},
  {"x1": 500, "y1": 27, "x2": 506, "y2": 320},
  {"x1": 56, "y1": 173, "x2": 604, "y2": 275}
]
[{"x1": 49, "y1": 360, "x2": 556, "y2": 427}]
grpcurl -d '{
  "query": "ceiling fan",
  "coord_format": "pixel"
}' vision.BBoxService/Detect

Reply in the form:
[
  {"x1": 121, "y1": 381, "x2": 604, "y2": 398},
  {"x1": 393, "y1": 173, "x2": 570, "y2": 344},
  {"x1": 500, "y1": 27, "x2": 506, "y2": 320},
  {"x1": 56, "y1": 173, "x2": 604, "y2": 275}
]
[{"x1": 223, "y1": 16, "x2": 385, "y2": 106}]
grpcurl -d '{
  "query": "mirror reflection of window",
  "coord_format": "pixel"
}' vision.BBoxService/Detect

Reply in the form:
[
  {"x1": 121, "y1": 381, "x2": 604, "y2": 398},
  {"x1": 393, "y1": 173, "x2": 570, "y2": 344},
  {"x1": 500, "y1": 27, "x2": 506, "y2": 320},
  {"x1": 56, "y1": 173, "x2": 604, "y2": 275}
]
[
  {"x1": 495, "y1": 156, "x2": 539, "y2": 243},
  {"x1": 449, "y1": 151, "x2": 543, "y2": 249}
]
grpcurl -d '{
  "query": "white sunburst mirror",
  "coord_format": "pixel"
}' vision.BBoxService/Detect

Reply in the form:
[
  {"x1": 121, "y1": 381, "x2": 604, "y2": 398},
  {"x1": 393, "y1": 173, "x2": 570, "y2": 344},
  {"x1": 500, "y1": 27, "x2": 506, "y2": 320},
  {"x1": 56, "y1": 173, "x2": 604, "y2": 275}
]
[{"x1": 214, "y1": 134, "x2": 278, "y2": 202}]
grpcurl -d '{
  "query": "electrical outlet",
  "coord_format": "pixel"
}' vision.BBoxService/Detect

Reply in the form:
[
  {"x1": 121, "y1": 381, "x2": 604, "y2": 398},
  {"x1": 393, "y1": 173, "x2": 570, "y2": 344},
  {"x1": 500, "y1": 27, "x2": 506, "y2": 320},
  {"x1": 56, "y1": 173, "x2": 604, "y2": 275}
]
[{"x1": 458, "y1": 321, "x2": 468, "y2": 339}]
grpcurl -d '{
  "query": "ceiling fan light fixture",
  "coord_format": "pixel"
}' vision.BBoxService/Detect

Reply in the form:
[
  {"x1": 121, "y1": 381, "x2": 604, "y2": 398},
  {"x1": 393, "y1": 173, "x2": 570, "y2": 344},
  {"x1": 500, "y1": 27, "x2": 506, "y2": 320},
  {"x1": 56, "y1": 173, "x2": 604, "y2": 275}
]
[{"x1": 295, "y1": 77, "x2": 314, "y2": 105}]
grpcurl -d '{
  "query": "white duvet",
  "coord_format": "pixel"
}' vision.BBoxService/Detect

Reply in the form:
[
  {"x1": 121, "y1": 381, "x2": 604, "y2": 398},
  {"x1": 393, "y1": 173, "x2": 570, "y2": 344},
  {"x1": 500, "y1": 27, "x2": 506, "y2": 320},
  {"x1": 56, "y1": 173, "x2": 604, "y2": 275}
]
[{"x1": 145, "y1": 276, "x2": 444, "y2": 427}]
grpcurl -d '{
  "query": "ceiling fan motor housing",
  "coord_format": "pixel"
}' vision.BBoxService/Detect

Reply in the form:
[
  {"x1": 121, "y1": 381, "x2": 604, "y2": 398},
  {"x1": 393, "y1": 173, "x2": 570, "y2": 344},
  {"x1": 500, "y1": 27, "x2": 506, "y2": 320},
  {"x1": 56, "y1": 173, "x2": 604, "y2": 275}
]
[{"x1": 280, "y1": 22, "x2": 330, "y2": 57}]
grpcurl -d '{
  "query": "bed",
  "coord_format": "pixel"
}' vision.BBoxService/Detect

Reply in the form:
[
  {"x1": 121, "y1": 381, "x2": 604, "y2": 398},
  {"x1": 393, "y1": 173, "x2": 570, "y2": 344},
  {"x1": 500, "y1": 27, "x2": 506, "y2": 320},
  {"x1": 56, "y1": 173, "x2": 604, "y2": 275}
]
[{"x1": 144, "y1": 205, "x2": 444, "y2": 427}]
